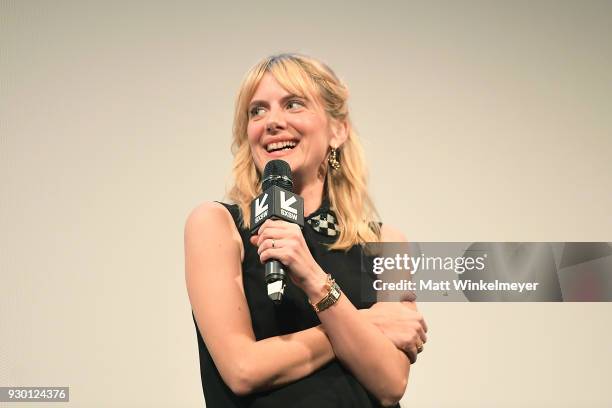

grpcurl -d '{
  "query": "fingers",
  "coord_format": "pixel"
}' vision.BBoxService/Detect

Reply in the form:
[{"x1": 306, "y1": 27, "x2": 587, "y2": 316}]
[
  {"x1": 421, "y1": 315, "x2": 429, "y2": 333},
  {"x1": 403, "y1": 302, "x2": 428, "y2": 334},
  {"x1": 405, "y1": 347, "x2": 417, "y2": 364},
  {"x1": 400, "y1": 301, "x2": 429, "y2": 334},
  {"x1": 415, "y1": 341, "x2": 424, "y2": 357},
  {"x1": 257, "y1": 238, "x2": 286, "y2": 255},
  {"x1": 416, "y1": 320, "x2": 428, "y2": 349},
  {"x1": 411, "y1": 325, "x2": 425, "y2": 350},
  {"x1": 251, "y1": 219, "x2": 300, "y2": 247},
  {"x1": 258, "y1": 238, "x2": 297, "y2": 264},
  {"x1": 402, "y1": 338, "x2": 420, "y2": 363},
  {"x1": 260, "y1": 247, "x2": 284, "y2": 264},
  {"x1": 417, "y1": 325, "x2": 428, "y2": 344},
  {"x1": 257, "y1": 219, "x2": 295, "y2": 236},
  {"x1": 409, "y1": 336, "x2": 424, "y2": 363},
  {"x1": 412, "y1": 314, "x2": 428, "y2": 343},
  {"x1": 249, "y1": 229, "x2": 286, "y2": 247},
  {"x1": 249, "y1": 219, "x2": 310, "y2": 270},
  {"x1": 256, "y1": 227, "x2": 286, "y2": 247},
  {"x1": 400, "y1": 310, "x2": 429, "y2": 362},
  {"x1": 401, "y1": 301, "x2": 418, "y2": 311}
]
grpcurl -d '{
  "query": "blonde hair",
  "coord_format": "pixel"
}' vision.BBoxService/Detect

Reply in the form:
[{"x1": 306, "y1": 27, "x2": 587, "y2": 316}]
[{"x1": 227, "y1": 53, "x2": 381, "y2": 250}]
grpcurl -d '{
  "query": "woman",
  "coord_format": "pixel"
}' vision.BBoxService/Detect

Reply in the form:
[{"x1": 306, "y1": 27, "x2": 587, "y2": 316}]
[{"x1": 185, "y1": 53, "x2": 428, "y2": 407}]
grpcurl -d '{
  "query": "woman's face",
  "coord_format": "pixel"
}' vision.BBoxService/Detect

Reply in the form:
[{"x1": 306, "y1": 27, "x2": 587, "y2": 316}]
[{"x1": 246, "y1": 73, "x2": 339, "y2": 182}]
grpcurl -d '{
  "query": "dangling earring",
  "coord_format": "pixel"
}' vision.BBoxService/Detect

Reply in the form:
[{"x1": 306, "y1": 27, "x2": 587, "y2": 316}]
[{"x1": 328, "y1": 147, "x2": 341, "y2": 171}]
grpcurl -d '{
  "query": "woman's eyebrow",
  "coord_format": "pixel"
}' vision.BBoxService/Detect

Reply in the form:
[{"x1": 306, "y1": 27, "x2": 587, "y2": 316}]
[{"x1": 249, "y1": 94, "x2": 304, "y2": 108}]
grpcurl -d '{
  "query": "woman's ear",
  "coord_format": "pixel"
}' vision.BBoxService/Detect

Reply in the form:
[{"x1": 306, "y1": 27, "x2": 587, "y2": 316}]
[{"x1": 330, "y1": 119, "x2": 349, "y2": 148}]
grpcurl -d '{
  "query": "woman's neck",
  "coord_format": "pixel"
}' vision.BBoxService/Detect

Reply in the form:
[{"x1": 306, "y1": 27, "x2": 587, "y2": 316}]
[{"x1": 294, "y1": 175, "x2": 325, "y2": 217}]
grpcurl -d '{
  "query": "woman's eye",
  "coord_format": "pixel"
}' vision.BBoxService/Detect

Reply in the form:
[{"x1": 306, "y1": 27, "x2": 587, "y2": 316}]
[
  {"x1": 287, "y1": 100, "x2": 304, "y2": 110},
  {"x1": 249, "y1": 106, "x2": 265, "y2": 117}
]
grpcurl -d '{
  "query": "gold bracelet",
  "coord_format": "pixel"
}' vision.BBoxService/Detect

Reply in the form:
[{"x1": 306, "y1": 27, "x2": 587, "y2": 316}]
[{"x1": 309, "y1": 274, "x2": 342, "y2": 313}]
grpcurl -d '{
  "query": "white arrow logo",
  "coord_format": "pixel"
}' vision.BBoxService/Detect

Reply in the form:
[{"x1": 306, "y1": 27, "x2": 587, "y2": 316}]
[
  {"x1": 280, "y1": 191, "x2": 297, "y2": 214},
  {"x1": 255, "y1": 193, "x2": 269, "y2": 216}
]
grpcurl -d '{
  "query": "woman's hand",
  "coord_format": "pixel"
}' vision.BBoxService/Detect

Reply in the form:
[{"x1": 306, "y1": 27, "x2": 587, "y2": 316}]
[
  {"x1": 249, "y1": 219, "x2": 325, "y2": 294},
  {"x1": 360, "y1": 302, "x2": 428, "y2": 364}
]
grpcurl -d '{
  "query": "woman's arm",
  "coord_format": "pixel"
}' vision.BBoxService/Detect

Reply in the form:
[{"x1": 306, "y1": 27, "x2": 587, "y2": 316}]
[
  {"x1": 254, "y1": 221, "x2": 426, "y2": 406},
  {"x1": 187, "y1": 204, "x2": 425, "y2": 403},
  {"x1": 311, "y1": 289, "x2": 410, "y2": 406},
  {"x1": 314, "y1": 224, "x2": 426, "y2": 406},
  {"x1": 185, "y1": 202, "x2": 335, "y2": 395}
]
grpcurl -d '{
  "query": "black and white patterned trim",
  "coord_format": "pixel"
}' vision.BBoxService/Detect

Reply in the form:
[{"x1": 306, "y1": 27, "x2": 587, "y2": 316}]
[{"x1": 307, "y1": 212, "x2": 339, "y2": 237}]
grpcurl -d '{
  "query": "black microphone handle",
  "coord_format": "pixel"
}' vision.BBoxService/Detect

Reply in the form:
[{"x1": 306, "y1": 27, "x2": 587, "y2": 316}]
[{"x1": 265, "y1": 259, "x2": 287, "y2": 304}]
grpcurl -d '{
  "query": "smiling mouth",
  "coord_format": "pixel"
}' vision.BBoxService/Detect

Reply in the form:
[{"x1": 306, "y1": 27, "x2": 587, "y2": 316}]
[{"x1": 266, "y1": 140, "x2": 298, "y2": 153}]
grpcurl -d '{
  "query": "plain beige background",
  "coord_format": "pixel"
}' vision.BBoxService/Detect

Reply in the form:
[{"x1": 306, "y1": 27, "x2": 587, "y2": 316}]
[{"x1": 1, "y1": 0, "x2": 611, "y2": 407}]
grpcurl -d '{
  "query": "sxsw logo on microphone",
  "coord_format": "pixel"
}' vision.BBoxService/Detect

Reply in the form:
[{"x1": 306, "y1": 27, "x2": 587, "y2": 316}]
[
  {"x1": 279, "y1": 192, "x2": 298, "y2": 221},
  {"x1": 250, "y1": 186, "x2": 304, "y2": 234},
  {"x1": 254, "y1": 193, "x2": 269, "y2": 224}
]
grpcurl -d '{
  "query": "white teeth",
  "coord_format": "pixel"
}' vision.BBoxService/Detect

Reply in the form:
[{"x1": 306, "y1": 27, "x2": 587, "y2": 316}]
[{"x1": 266, "y1": 140, "x2": 297, "y2": 152}]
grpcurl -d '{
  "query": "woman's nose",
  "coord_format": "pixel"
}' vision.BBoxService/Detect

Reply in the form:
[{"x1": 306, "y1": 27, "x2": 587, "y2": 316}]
[{"x1": 265, "y1": 108, "x2": 287, "y2": 134}]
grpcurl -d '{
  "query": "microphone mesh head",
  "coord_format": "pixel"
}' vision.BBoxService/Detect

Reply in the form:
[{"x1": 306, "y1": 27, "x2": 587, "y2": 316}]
[{"x1": 262, "y1": 160, "x2": 293, "y2": 191}]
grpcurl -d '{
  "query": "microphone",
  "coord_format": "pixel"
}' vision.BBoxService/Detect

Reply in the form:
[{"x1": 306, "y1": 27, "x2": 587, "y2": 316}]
[{"x1": 250, "y1": 160, "x2": 304, "y2": 303}]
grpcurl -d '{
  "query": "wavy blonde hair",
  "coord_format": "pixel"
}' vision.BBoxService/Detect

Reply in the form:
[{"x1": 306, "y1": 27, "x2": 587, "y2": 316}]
[{"x1": 227, "y1": 53, "x2": 380, "y2": 250}]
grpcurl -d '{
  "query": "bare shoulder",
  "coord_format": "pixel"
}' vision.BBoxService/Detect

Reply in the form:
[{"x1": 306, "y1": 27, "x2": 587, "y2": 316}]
[
  {"x1": 184, "y1": 201, "x2": 244, "y2": 261},
  {"x1": 185, "y1": 201, "x2": 233, "y2": 228},
  {"x1": 380, "y1": 223, "x2": 407, "y2": 243}
]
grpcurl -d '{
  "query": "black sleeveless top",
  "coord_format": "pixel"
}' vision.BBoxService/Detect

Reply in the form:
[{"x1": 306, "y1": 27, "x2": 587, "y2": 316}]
[{"x1": 192, "y1": 200, "x2": 400, "y2": 408}]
